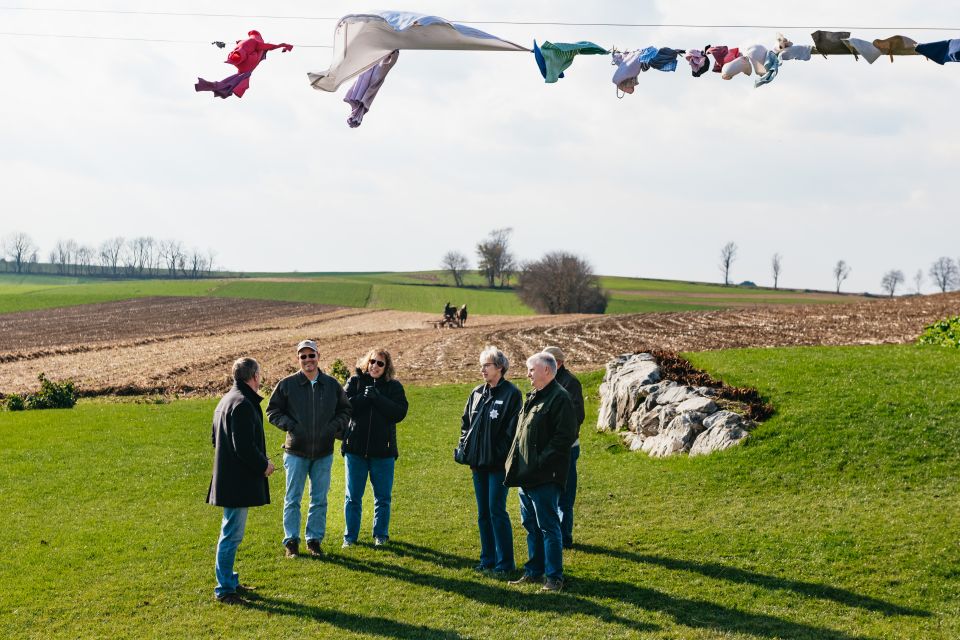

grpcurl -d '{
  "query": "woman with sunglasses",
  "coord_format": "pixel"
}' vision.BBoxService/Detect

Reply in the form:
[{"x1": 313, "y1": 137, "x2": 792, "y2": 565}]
[{"x1": 341, "y1": 348, "x2": 408, "y2": 547}]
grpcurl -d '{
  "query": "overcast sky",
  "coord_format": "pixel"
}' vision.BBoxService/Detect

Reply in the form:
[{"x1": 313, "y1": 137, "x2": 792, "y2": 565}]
[{"x1": 3, "y1": 1, "x2": 959, "y2": 293}]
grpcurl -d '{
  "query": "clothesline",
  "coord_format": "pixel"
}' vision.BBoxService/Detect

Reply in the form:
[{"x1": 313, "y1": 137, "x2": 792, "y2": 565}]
[{"x1": 3, "y1": 5, "x2": 960, "y2": 31}]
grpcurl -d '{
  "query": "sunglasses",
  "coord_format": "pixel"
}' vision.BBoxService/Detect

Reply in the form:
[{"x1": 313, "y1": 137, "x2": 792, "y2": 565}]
[
  {"x1": 299, "y1": 353, "x2": 317, "y2": 360},
  {"x1": 369, "y1": 359, "x2": 386, "y2": 368}
]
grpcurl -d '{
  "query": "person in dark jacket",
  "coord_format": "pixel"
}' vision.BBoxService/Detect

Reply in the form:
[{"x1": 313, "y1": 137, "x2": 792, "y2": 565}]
[
  {"x1": 341, "y1": 347, "x2": 408, "y2": 547},
  {"x1": 458, "y1": 346, "x2": 522, "y2": 573},
  {"x1": 207, "y1": 357, "x2": 275, "y2": 604},
  {"x1": 543, "y1": 346, "x2": 585, "y2": 549},
  {"x1": 267, "y1": 339, "x2": 351, "y2": 558},
  {"x1": 505, "y1": 352, "x2": 578, "y2": 593}
]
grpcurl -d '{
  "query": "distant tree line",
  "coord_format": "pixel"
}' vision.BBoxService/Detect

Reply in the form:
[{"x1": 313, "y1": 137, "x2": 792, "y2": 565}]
[
  {"x1": 0, "y1": 231, "x2": 218, "y2": 279},
  {"x1": 441, "y1": 228, "x2": 608, "y2": 314},
  {"x1": 718, "y1": 240, "x2": 959, "y2": 296}
]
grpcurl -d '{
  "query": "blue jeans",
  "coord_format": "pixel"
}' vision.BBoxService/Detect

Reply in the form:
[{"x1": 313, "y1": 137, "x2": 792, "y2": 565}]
[
  {"x1": 558, "y1": 444, "x2": 580, "y2": 548},
  {"x1": 472, "y1": 469, "x2": 514, "y2": 572},
  {"x1": 214, "y1": 507, "x2": 248, "y2": 598},
  {"x1": 283, "y1": 452, "x2": 333, "y2": 545},
  {"x1": 343, "y1": 453, "x2": 395, "y2": 542},
  {"x1": 518, "y1": 483, "x2": 563, "y2": 581}
]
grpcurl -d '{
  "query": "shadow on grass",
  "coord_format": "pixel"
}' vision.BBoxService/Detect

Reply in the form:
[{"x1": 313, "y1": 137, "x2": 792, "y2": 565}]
[
  {"x1": 242, "y1": 593, "x2": 463, "y2": 639},
  {"x1": 325, "y1": 552, "x2": 656, "y2": 633},
  {"x1": 576, "y1": 543, "x2": 929, "y2": 618},
  {"x1": 332, "y1": 543, "x2": 885, "y2": 640},
  {"x1": 378, "y1": 540, "x2": 476, "y2": 569}
]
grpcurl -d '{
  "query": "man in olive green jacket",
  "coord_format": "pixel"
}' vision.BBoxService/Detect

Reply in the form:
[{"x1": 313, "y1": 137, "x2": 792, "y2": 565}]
[{"x1": 504, "y1": 352, "x2": 578, "y2": 592}]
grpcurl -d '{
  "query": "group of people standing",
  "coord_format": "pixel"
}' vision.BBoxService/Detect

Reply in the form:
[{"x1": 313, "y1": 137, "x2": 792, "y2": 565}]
[{"x1": 206, "y1": 338, "x2": 583, "y2": 604}]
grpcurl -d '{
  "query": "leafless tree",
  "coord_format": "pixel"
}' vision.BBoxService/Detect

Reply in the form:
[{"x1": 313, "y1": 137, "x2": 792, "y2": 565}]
[
  {"x1": 98, "y1": 237, "x2": 125, "y2": 276},
  {"x1": 476, "y1": 228, "x2": 515, "y2": 288},
  {"x1": 159, "y1": 239, "x2": 184, "y2": 278},
  {"x1": 499, "y1": 253, "x2": 517, "y2": 288},
  {"x1": 913, "y1": 269, "x2": 924, "y2": 295},
  {"x1": 441, "y1": 251, "x2": 469, "y2": 287},
  {"x1": 771, "y1": 253, "x2": 783, "y2": 289},
  {"x1": 833, "y1": 260, "x2": 851, "y2": 293},
  {"x1": 75, "y1": 245, "x2": 94, "y2": 275},
  {"x1": 2, "y1": 231, "x2": 38, "y2": 274},
  {"x1": 517, "y1": 251, "x2": 608, "y2": 314},
  {"x1": 206, "y1": 249, "x2": 217, "y2": 276},
  {"x1": 127, "y1": 236, "x2": 155, "y2": 275},
  {"x1": 928, "y1": 256, "x2": 959, "y2": 293},
  {"x1": 51, "y1": 239, "x2": 78, "y2": 275},
  {"x1": 718, "y1": 242, "x2": 737, "y2": 286},
  {"x1": 880, "y1": 270, "x2": 905, "y2": 297}
]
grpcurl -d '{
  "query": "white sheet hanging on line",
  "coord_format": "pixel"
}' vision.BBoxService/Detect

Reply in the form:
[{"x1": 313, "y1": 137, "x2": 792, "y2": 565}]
[{"x1": 308, "y1": 11, "x2": 530, "y2": 92}]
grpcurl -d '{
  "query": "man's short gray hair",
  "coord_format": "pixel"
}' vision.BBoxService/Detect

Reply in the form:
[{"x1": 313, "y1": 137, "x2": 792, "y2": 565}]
[
  {"x1": 479, "y1": 346, "x2": 509, "y2": 375},
  {"x1": 527, "y1": 352, "x2": 557, "y2": 375},
  {"x1": 232, "y1": 357, "x2": 260, "y2": 384}
]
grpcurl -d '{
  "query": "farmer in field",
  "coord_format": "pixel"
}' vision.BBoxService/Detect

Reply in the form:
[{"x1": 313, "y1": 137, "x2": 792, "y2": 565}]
[
  {"x1": 505, "y1": 351, "x2": 578, "y2": 592},
  {"x1": 340, "y1": 348, "x2": 408, "y2": 547},
  {"x1": 207, "y1": 357, "x2": 275, "y2": 605},
  {"x1": 542, "y1": 346, "x2": 585, "y2": 550},
  {"x1": 267, "y1": 339, "x2": 351, "y2": 558},
  {"x1": 456, "y1": 346, "x2": 522, "y2": 573}
]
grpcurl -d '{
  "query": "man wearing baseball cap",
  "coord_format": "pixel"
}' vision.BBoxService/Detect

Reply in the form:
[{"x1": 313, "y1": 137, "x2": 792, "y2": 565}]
[
  {"x1": 267, "y1": 339, "x2": 351, "y2": 558},
  {"x1": 542, "y1": 346, "x2": 584, "y2": 550}
]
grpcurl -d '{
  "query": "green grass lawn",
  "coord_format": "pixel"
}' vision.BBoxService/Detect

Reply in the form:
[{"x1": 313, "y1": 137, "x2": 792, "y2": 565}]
[
  {"x1": 0, "y1": 272, "x2": 859, "y2": 317},
  {"x1": 1, "y1": 344, "x2": 957, "y2": 638}
]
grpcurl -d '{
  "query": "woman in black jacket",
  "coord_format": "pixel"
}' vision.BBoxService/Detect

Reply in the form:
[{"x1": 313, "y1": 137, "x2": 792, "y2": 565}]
[
  {"x1": 341, "y1": 348, "x2": 408, "y2": 547},
  {"x1": 457, "y1": 346, "x2": 522, "y2": 573}
]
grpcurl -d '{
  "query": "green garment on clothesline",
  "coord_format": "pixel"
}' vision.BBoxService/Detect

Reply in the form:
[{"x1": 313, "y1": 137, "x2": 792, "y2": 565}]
[{"x1": 540, "y1": 41, "x2": 609, "y2": 83}]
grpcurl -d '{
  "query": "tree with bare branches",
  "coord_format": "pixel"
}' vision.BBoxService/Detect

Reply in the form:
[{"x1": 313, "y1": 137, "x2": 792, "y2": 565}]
[
  {"x1": 517, "y1": 251, "x2": 608, "y2": 314},
  {"x1": 833, "y1": 260, "x2": 851, "y2": 293},
  {"x1": 719, "y1": 242, "x2": 737, "y2": 286},
  {"x1": 880, "y1": 270, "x2": 905, "y2": 297},
  {"x1": 476, "y1": 228, "x2": 515, "y2": 288},
  {"x1": 98, "y1": 237, "x2": 125, "y2": 276},
  {"x1": 929, "y1": 257, "x2": 959, "y2": 293},
  {"x1": 771, "y1": 253, "x2": 783, "y2": 289},
  {"x1": 913, "y1": 269, "x2": 924, "y2": 295},
  {"x1": 441, "y1": 251, "x2": 469, "y2": 287},
  {"x1": 2, "y1": 231, "x2": 38, "y2": 274}
]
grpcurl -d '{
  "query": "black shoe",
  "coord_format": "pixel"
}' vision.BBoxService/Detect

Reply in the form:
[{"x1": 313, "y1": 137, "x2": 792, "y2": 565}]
[
  {"x1": 284, "y1": 539, "x2": 299, "y2": 558},
  {"x1": 215, "y1": 593, "x2": 245, "y2": 606},
  {"x1": 235, "y1": 584, "x2": 257, "y2": 595},
  {"x1": 306, "y1": 539, "x2": 324, "y2": 557},
  {"x1": 473, "y1": 564, "x2": 494, "y2": 572},
  {"x1": 508, "y1": 574, "x2": 542, "y2": 586},
  {"x1": 542, "y1": 578, "x2": 564, "y2": 592}
]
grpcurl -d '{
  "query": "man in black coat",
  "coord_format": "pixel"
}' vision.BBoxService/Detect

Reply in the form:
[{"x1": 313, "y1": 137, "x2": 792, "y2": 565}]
[
  {"x1": 543, "y1": 346, "x2": 584, "y2": 549},
  {"x1": 207, "y1": 357, "x2": 275, "y2": 604}
]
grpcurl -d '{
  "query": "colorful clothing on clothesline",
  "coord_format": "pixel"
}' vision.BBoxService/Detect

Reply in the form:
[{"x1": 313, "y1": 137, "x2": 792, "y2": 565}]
[{"x1": 343, "y1": 50, "x2": 400, "y2": 128}]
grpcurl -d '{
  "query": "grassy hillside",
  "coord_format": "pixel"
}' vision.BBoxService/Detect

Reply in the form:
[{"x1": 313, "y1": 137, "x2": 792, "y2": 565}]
[
  {"x1": 0, "y1": 271, "x2": 863, "y2": 317},
  {"x1": 1, "y1": 344, "x2": 956, "y2": 638}
]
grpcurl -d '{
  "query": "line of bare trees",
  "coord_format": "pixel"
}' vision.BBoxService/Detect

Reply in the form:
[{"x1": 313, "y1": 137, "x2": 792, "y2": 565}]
[
  {"x1": 721, "y1": 241, "x2": 959, "y2": 296},
  {"x1": 0, "y1": 231, "x2": 217, "y2": 279},
  {"x1": 441, "y1": 228, "x2": 607, "y2": 313}
]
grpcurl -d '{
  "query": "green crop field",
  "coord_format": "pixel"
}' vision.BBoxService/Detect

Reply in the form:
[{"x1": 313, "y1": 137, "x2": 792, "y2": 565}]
[
  {"x1": 1, "y1": 344, "x2": 956, "y2": 638},
  {"x1": 0, "y1": 271, "x2": 864, "y2": 317}
]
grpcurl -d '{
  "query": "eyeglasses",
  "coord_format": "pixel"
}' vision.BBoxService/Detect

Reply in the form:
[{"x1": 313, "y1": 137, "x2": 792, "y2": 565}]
[
  {"x1": 369, "y1": 359, "x2": 386, "y2": 368},
  {"x1": 299, "y1": 353, "x2": 317, "y2": 360}
]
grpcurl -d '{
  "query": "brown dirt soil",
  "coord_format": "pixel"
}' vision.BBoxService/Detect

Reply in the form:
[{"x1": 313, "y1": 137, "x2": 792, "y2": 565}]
[{"x1": 0, "y1": 293, "x2": 957, "y2": 397}]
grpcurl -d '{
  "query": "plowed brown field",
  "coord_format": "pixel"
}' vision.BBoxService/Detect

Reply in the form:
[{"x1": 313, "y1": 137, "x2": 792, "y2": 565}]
[{"x1": 1, "y1": 293, "x2": 957, "y2": 397}]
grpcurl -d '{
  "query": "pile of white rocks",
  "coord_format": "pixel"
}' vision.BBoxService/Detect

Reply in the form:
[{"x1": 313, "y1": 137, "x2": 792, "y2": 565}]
[{"x1": 597, "y1": 353, "x2": 754, "y2": 458}]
